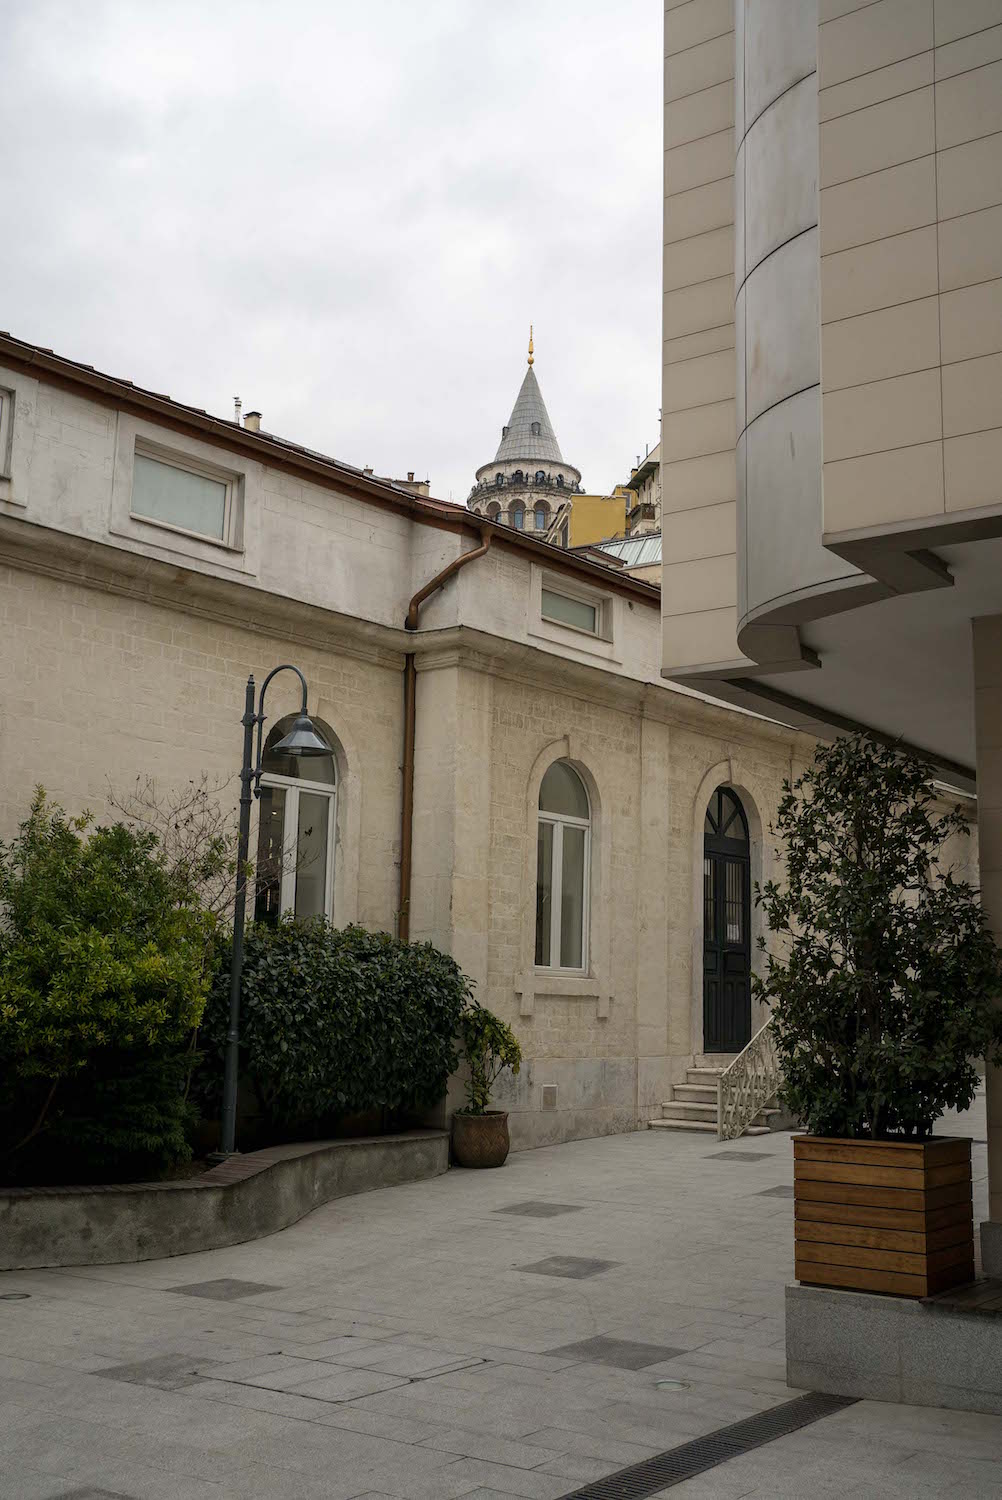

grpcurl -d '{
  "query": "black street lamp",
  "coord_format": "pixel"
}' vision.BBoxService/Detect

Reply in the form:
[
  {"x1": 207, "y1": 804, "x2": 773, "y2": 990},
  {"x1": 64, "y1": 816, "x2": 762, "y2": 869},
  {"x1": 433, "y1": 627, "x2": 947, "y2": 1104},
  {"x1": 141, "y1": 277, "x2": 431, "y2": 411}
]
[{"x1": 213, "y1": 665, "x2": 332, "y2": 1160}]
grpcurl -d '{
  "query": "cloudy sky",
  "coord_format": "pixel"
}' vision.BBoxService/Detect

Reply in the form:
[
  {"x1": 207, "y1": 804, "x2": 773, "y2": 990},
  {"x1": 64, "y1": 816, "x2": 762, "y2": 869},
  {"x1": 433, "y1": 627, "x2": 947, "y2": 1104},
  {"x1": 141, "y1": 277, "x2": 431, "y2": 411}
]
[{"x1": 2, "y1": 1, "x2": 662, "y2": 504}]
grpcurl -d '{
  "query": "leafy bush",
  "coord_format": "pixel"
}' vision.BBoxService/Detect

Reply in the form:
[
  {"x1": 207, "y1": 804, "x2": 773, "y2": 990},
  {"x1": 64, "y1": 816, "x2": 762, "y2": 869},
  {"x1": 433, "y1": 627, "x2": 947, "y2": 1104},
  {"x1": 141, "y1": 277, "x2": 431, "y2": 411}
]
[
  {"x1": 456, "y1": 1003, "x2": 522, "y2": 1114},
  {"x1": 0, "y1": 789, "x2": 217, "y2": 1182},
  {"x1": 757, "y1": 735, "x2": 1002, "y2": 1139},
  {"x1": 198, "y1": 919, "x2": 474, "y2": 1129}
]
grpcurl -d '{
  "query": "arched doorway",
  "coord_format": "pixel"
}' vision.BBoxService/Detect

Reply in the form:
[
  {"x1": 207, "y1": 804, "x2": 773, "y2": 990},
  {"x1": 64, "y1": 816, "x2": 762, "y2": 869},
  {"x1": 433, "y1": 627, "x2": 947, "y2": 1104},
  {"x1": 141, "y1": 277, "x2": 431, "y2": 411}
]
[{"x1": 703, "y1": 786, "x2": 751, "y2": 1053}]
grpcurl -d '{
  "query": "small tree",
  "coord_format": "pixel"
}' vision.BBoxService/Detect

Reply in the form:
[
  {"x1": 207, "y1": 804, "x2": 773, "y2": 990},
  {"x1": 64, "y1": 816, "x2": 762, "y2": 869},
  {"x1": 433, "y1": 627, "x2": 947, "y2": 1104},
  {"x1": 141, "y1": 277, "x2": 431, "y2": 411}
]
[
  {"x1": 457, "y1": 1003, "x2": 522, "y2": 1115},
  {"x1": 757, "y1": 735, "x2": 1002, "y2": 1140},
  {"x1": 0, "y1": 789, "x2": 217, "y2": 1180}
]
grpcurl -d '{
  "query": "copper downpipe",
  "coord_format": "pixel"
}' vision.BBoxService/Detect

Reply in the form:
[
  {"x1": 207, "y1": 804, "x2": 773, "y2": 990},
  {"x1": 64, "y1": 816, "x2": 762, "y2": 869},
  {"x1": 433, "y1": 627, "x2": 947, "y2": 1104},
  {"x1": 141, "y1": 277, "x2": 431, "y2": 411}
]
[{"x1": 398, "y1": 527, "x2": 492, "y2": 940}]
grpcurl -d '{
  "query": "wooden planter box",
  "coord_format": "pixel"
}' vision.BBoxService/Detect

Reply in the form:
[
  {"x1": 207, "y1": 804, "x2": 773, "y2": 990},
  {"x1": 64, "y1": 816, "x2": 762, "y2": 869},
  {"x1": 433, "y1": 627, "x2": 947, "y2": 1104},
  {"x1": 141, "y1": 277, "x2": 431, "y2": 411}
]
[{"x1": 794, "y1": 1135, "x2": 974, "y2": 1299}]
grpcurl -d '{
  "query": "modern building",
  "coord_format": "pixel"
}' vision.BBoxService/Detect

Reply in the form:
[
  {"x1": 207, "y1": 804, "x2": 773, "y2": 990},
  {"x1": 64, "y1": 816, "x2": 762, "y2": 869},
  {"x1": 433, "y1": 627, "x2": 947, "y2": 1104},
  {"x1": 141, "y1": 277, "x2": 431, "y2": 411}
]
[
  {"x1": 661, "y1": 0, "x2": 1002, "y2": 1279},
  {"x1": 0, "y1": 328, "x2": 826, "y2": 1150}
]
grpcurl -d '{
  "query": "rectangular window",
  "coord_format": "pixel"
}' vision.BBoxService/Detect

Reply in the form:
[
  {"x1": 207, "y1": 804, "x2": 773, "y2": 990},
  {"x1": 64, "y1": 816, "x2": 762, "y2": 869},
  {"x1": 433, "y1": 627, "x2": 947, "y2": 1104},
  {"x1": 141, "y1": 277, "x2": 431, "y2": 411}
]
[
  {"x1": 559, "y1": 824, "x2": 586, "y2": 969},
  {"x1": 254, "y1": 780, "x2": 336, "y2": 923},
  {"x1": 541, "y1": 587, "x2": 598, "y2": 635},
  {"x1": 535, "y1": 821, "x2": 554, "y2": 966},
  {"x1": 132, "y1": 450, "x2": 231, "y2": 542},
  {"x1": 0, "y1": 388, "x2": 12, "y2": 476}
]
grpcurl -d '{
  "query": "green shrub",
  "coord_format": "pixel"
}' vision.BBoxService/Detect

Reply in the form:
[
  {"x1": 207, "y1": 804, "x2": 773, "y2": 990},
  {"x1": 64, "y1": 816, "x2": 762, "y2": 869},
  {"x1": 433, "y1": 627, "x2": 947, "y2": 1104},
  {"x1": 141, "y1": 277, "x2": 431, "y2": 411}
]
[
  {"x1": 0, "y1": 789, "x2": 216, "y2": 1182},
  {"x1": 456, "y1": 1003, "x2": 522, "y2": 1114},
  {"x1": 757, "y1": 735, "x2": 1002, "y2": 1139},
  {"x1": 198, "y1": 919, "x2": 474, "y2": 1129}
]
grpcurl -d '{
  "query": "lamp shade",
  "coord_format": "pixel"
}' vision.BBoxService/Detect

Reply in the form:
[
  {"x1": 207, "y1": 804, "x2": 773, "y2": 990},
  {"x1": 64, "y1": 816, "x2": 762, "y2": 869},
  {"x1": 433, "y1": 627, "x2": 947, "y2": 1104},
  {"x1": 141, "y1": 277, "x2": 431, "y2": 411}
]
[{"x1": 271, "y1": 714, "x2": 332, "y2": 758}]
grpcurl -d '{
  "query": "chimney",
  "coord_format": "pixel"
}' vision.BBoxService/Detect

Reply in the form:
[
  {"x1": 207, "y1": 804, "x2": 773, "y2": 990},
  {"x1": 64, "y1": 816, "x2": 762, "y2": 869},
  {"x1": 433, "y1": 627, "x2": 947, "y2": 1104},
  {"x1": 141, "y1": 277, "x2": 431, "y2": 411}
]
[
  {"x1": 363, "y1": 466, "x2": 374, "y2": 475},
  {"x1": 234, "y1": 396, "x2": 242, "y2": 425},
  {"x1": 407, "y1": 471, "x2": 414, "y2": 482},
  {"x1": 244, "y1": 410, "x2": 262, "y2": 432}
]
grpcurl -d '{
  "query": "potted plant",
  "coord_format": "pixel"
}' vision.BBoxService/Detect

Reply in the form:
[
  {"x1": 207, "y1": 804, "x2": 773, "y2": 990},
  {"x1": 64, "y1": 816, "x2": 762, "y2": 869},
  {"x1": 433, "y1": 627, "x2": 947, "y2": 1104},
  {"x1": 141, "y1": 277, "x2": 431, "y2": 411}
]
[
  {"x1": 758, "y1": 735, "x2": 1002, "y2": 1298},
  {"x1": 452, "y1": 1003, "x2": 522, "y2": 1168}
]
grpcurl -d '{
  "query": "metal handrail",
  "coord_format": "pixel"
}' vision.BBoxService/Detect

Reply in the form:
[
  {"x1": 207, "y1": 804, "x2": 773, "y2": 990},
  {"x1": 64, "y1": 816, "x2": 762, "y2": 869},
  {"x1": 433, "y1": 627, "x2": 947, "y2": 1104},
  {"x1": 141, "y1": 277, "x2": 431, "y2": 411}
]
[{"x1": 717, "y1": 1017, "x2": 781, "y2": 1141}]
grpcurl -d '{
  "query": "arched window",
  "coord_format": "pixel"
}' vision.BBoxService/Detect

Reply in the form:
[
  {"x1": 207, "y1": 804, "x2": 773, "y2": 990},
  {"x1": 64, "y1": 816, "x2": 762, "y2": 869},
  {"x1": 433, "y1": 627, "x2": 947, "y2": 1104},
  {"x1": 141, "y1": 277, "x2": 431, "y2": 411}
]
[
  {"x1": 495, "y1": 472, "x2": 504, "y2": 486},
  {"x1": 534, "y1": 503, "x2": 548, "y2": 530},
  {"x1": 511, "y1": 501, "x2": 525, "y2": 529},
  {"x1": 513, "y1": 469, "x2": 524, "y2": 485},
  {"x1": 556, "y1": 474, "x2": 564, "y2": 488},
  {"x1": 534, "y1": 469, "x2": 546, "y2": 484},
  {"x1": 531, "y1": 421, "x2": 541, "y2": 436},
  {"x1": 535, "y1": 761, "x2": 590, "y2": 970},
  {"x1": 487, "y1": 500, "x2": 501, "y2": 521},
  {"x1": 255, "y1": 715, "x2": 337, "y2": 925}
]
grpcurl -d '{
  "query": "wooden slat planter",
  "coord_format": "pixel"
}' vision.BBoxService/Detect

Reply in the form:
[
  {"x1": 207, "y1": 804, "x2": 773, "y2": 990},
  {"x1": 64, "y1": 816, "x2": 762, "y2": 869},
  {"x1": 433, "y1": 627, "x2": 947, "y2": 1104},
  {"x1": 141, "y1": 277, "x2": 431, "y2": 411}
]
[{"x1": 793, "y1": 1135, "x2": 974, "y2": 1298}]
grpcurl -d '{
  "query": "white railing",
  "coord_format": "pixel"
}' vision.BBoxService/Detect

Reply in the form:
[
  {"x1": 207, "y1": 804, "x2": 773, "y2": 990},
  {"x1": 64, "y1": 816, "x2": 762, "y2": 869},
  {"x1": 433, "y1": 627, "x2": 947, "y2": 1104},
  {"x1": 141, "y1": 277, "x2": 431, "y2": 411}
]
[{"x1": 717, "y1": 1017, "x2": 780, "y2": 1141}]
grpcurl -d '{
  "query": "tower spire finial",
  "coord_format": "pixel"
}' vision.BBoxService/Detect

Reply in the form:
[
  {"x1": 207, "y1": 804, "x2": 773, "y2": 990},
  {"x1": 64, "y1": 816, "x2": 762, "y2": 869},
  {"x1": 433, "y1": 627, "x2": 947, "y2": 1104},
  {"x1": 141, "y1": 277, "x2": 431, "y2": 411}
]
[{"x1": 527, "y1": 324, "x2": 534, "y2": 367}]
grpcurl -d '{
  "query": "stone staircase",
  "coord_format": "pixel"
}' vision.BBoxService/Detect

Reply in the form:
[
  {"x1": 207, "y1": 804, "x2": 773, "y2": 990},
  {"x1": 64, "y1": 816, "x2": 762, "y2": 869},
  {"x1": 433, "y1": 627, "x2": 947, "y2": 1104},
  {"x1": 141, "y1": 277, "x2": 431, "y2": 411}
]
[{"x1": 648, "y1": 1063, "x2": 777, "y2": 1136}]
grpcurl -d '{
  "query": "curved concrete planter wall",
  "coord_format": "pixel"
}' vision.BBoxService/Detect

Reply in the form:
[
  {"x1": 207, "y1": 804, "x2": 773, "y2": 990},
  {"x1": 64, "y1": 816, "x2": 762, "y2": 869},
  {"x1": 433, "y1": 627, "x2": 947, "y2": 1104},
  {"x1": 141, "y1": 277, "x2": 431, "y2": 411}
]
[{"x1": 0, "y1": 1129, "x2": 449, "y2": 1271}]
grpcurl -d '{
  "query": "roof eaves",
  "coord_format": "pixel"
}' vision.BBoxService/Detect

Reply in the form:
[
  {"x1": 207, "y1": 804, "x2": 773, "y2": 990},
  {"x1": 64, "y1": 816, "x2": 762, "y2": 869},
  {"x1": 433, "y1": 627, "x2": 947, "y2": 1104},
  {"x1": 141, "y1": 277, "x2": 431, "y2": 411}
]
[{"x1": 0, "y1": 329, "x2": 661, "y2": 609}]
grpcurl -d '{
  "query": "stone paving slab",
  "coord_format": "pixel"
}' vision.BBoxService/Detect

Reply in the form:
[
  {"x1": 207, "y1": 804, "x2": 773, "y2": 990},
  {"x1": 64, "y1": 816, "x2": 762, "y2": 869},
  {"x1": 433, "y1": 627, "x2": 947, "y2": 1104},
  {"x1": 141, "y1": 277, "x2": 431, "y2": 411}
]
[{"x1": 0, "y1": 1099, "x2": 993, "y2": 1499}]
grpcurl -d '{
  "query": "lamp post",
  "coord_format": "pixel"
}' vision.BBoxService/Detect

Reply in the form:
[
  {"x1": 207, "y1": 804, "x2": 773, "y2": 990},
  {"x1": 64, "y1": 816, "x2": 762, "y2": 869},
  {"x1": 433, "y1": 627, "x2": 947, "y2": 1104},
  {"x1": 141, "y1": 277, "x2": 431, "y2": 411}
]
[{"x1": 214, "y1": 664, "x2": 333, "y2": 1161}]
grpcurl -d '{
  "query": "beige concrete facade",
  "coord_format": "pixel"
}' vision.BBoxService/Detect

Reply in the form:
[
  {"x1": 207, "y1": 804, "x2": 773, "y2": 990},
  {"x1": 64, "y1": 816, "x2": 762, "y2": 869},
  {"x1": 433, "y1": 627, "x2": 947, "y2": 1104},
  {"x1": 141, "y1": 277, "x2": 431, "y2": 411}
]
[
  {"x1": 660, "y1": 0, "x2": 1002, "y2": 1264},
  {"x1": 0, "y1": 333, "x2": 806, "y2": 1152}
]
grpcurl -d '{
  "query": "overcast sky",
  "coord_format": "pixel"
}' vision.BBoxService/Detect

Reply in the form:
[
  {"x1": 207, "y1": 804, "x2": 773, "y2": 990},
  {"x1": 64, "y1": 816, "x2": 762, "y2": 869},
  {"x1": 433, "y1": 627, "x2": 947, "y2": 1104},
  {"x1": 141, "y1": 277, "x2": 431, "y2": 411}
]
[{"x1": 2, "y1": 1, "x2": 662, "y2": 504}]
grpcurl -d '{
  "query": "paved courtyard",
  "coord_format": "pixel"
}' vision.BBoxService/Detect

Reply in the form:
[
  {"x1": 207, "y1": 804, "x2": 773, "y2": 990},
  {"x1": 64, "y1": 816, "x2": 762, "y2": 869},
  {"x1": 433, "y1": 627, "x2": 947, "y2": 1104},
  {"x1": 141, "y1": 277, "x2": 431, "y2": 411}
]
[{"x1": 0, "y1": 1103, "x2": 997, "y2": 1500}]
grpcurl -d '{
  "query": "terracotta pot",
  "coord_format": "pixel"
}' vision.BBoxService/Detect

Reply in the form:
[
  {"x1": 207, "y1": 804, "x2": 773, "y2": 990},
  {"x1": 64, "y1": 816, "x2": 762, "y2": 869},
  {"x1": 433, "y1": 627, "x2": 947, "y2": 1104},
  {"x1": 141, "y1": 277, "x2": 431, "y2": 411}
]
[
  {"x1": 794, "y1": 1134, "x2": 974, "y2": 1299},
  {"x1": 452, "y1": 1110, "x2": 510, "y2": 1169}
]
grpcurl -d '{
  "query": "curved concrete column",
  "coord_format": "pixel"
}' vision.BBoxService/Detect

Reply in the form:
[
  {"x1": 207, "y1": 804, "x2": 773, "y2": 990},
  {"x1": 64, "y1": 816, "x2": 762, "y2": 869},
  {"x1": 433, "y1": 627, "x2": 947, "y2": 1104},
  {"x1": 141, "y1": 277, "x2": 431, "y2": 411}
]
[{"x1": 734, "y1": 0, "x2": 871, "y2": 664}]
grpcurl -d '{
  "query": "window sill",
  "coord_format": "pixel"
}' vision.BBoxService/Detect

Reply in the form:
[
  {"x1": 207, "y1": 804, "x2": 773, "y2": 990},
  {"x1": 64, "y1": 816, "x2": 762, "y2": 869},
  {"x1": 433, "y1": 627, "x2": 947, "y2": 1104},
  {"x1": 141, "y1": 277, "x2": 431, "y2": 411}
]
[
  {"x1": 128, "y1": 511, "x2": 242, "y2": 553},
  {"x1": 516, "y1": 971, "x2": 610, "y2": 1019},
  {"x1": 532, "y1": 972, "x2": 598, "y2": 997}
]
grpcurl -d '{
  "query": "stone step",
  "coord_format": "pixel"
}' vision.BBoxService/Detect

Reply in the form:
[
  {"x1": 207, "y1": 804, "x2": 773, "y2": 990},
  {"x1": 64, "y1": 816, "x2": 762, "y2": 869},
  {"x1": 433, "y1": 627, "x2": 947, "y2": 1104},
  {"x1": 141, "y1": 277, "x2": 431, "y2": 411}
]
[
  {"x1": 648, "y1": 1117, "x2": 772, "y2": 1137},
  {"x1": 661, "y1": 1101, "x2": 717, "y2": 1122},
  {"x1": 673, "y1": 1083, "x2": 718, "y2": 1104},
  {"x1": 686, "y1": 1067, "x2": 723, "y2": 1085}
]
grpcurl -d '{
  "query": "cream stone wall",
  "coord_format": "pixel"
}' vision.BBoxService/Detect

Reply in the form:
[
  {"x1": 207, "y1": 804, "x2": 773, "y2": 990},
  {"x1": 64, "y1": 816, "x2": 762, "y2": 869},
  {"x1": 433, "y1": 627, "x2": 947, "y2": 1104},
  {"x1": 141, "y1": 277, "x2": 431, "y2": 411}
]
[
  {"x1": 0, "y1": 563, "x2": 404, "y2": 934},
  {"x1": 0, "y1": 350, "x2": 813, "y2": 1152}
]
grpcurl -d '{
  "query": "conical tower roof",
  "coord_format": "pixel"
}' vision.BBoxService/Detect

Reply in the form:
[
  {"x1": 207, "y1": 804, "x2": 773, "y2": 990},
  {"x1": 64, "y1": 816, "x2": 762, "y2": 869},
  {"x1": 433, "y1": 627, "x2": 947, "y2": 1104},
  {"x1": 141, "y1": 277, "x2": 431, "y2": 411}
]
[{"x1": 493, "y1": 365, "x2": 565, "y2": 465}]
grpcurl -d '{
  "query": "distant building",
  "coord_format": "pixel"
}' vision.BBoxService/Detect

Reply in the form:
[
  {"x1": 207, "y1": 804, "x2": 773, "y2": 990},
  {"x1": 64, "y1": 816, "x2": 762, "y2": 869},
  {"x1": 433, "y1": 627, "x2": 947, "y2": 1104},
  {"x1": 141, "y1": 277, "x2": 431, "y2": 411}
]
[
  {"x1": 365, "y1": 468, "x2": 430, "y2": 497},
  {"x1": 592, "y1": 532, "x2": 662, "y2": 586},
  {"x1": 542, "y1": 487, "x2": 632, "y2": 550},
  {"x1": 624, "y1": 441, "x2": 660, "y2": 536},
  {"x1": 467, "y1": 329, "x2": 583, "y2": 537}
]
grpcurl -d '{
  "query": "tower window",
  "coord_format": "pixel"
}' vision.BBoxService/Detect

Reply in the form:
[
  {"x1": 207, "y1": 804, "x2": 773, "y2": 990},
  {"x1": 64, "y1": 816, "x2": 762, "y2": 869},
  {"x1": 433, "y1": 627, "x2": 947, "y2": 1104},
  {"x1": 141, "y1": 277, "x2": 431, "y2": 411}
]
[
  {"x1": 531, "y1": 421, "x2": 541, "y2": 436},
  {"x1": 535, "y1": 470, "x2": 545, "y2": 484},
  {"x1": 495, "y1": 473, "x2": 504, "y2": 486},
  {"x1": 556, "y1": 474, "x2": 564, "y2": 488}
]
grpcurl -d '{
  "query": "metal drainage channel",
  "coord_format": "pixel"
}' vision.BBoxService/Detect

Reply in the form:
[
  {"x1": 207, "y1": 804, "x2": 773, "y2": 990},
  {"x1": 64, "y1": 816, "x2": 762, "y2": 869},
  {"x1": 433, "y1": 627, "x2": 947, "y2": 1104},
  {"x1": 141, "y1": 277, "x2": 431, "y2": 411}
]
[{"x1": 560, "y1": 1391, "x2": 857, "y2": 1499}]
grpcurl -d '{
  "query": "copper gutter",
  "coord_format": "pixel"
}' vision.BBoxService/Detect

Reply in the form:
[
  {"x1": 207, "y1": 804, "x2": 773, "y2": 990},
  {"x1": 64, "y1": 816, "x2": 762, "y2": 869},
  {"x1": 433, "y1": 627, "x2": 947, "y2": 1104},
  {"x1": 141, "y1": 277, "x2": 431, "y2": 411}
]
[{"x1": 398, "y1": 527, "x2": 492, "y2": 941}]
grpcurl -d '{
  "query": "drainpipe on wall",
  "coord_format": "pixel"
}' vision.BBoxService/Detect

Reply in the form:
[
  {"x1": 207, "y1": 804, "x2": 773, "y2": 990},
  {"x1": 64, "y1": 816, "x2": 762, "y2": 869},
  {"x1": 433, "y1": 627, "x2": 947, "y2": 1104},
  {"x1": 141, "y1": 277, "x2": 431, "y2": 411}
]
[{"x1": 398, "y1": 526, "x2": 493, "y2": 941}]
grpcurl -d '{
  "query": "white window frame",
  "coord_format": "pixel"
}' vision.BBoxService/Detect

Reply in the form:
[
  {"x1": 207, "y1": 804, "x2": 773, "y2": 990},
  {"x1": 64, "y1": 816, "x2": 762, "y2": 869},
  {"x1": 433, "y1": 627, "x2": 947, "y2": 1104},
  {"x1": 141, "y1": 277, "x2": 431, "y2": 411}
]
[
  {"x1": 0, "y1": 386, "x2": 13, "y2": 479},
  {"x1": 131, "y1": 438, "x2": 241, "y2": 549},
  {"x1": 256, "y1": 770, "x2": 337, "y2": 921},
  {"x1": 536, "y1": 796, "x2": 591, "y2": 975}
]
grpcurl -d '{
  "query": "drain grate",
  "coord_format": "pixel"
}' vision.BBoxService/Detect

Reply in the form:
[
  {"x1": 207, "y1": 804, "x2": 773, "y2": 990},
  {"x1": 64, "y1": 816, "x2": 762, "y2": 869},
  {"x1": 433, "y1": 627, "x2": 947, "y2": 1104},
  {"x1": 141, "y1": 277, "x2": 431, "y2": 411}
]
[{"x1": 558, "y1": 1390, "x2": 856, "y2": 1498}]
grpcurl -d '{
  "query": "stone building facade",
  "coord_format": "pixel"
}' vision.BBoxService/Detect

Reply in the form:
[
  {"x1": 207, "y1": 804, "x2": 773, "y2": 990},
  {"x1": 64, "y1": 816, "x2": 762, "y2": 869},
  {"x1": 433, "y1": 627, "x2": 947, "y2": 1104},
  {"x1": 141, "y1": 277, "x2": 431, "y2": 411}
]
[{"x1": 1, "y1": 330, "x2": 819, "y2": 1150}]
